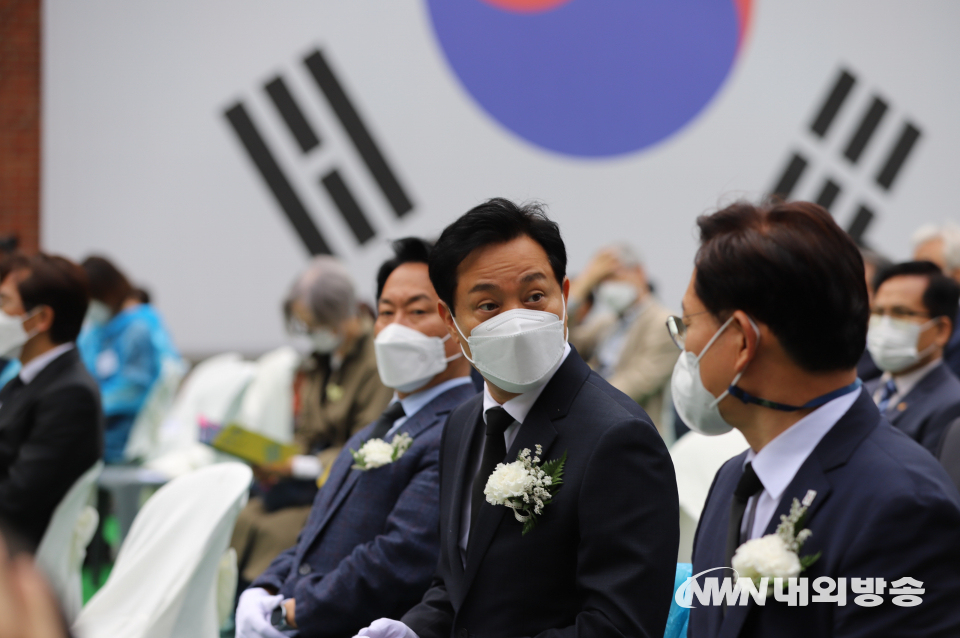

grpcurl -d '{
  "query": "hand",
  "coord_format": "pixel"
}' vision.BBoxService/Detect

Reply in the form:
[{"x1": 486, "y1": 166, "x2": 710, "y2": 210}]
[
  {"x1": 569, "y1": 248, "x2": 622, "y2": 304},
  {"x1": 235, "y1": 587, "x2": 286, "y2": 638},
  {"x1": 354, "y1": 618, "x2": 419, "y2": 638},
  {"x1": 0, "y1": 536, "x2": 66, "y2": 638},
  {"x1": 284, "y1": 598, "x2": 297, "y2": 628}
]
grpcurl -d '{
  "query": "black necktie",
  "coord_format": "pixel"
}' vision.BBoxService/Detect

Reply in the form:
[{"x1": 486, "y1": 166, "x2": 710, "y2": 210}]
[
  {"x1": 368, "y1": 402, "x2": 406, "y2": 441},
  {"x1": 724, "y1": 462, "x2": 764, "y2": 567},
  {"x1": 470, "y1": 406, "x2": 514, "y2": 529}
]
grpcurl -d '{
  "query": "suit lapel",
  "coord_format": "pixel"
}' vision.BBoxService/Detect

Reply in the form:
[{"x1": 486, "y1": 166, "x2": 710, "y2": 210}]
[
  {"x1": 458, "y1": 349, "x2": 590, "y2": 604},
  {"x1": 718, "y1": 390, "x2": 879, "y2": 638}
]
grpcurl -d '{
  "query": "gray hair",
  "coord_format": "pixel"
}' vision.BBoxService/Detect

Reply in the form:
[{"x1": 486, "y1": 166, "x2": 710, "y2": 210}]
[
  {"x1": 609, "y1": 243, "x2": 643, "y2": 268},
  {"x1": 284, "y1": 256, "x2": 356, "y2": 327},
  {"x1": 912, "y1": 222, "x2": 960, "y2": 272}
]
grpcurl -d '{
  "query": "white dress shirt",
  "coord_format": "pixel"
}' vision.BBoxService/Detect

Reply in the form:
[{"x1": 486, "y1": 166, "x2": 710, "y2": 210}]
[
  {"x1": 872, "y1": 358, "x2": 943, "y2": 410},
  {"x1": 458, "y1": 343, "x2": 572, "y2": 562},
  {"x1": 290, "y1": 376, "x2": 474, "y2": 480},
  {"x1": 19, "y1": 343, "x2": 75, "y2": 384},
  {"x1": 741, "y1": 388, "x2": 859, "y2": 541}
]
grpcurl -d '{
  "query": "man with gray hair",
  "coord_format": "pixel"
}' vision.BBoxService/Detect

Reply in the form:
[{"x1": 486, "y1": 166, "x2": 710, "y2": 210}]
[
  {"x1": 913, "y1": 222, "x2": 960, "y2": 380},
  {"x1": 567, "y1": 244, "x2": 678, "y2": 437},
  {"x1": 231, "y1": 255, "x2": 392, "y2": 587}
]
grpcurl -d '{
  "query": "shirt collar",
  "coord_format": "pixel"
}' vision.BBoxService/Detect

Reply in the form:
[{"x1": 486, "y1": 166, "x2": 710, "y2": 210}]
[
  {"x1": 880, "y1": 358, "x2": 943, "y2": 399},
  {"x1": 744, "y1": 388, "x2": 859, "y2": 501},
  {"x1": 482, "y1": 342, "x2": 572, "y2": 424},
  {"x1": 395, "y1": 376, "x2": 473, "y2": 419},
  {"x1": 19, "y1": 343, "x2": 74, "y2": 385}
]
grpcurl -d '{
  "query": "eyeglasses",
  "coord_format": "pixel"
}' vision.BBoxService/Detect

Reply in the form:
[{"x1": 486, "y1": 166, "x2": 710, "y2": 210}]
[
  {"x1": 665, "y1": 311, "x2": 709, "y2": 350},
  {"x1": 870, "y1": 307, "x2": 930, "y2": 321}
]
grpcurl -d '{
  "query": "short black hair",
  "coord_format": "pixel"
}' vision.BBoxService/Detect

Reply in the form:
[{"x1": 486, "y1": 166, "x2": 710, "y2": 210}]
[
  {"x1": 13, "y1": 254, "x2": 90, "y2": 344},
  {"x1": 695, "y1": 200, "x2": 868, "y2": 372},
  {"x1": 874, "y1": 261, "x2": 960, "y2": 323},
  {"x1": 429, "y1": 198, "x2": 566, "y2": 314},
  {"x1": 376, "y1": 237, "x2": 433, "y2": 300},
  {"x1": 81, "y1": 256, "x2": 134, "y2": 312}
]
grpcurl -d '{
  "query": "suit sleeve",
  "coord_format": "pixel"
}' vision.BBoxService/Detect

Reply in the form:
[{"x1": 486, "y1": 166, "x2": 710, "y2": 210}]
[
  {"x1": 918, "y1": 402, "x2": 960, "y2": 456},
  {"x1": 251, "y1": 545, "x2": 297, "y2": 593},
  {"x1": 0, "y1": 384, "x2": 102, "y2": 538},
  {"x1": 291, "y1": 440, "x2": 443, "y2": 637},
  {"x1": 833, "y1": 489, "x2": 960, "y2": 637},
  {"x1": 536, "y1": 417, "x2": 680, "y2": 638},
  {"x1": 607, "y1": 315, "x2": 679, "y2": 405}
]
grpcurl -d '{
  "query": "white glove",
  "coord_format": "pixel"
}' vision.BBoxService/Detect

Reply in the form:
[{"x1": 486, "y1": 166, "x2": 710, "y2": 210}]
[
  {"x1": 354, "y1": 618, "x2": 419, "y2": 638},
  {"x1": 235, "y1": 587, "x2": 287, "y2": 638}
]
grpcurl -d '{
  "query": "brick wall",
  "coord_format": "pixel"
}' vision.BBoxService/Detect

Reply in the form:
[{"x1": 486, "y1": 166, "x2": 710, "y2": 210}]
[{"x1": 0, "y1": 0, "x2": 40, "y2": 254}]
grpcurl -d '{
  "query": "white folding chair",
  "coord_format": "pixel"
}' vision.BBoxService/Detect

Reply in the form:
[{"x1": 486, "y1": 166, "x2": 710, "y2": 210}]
[
  {"x1": 124, "y1": 357, "x2": 189, "y2": 463},
  {"x1": 73, "y1": 463, "x2": 252, "y2": 638},
  {"x1": 35, "y1": 461, "x2": 104, "y2": 622},
  {"x1": 145, "y1": 353, "x2": 257, "y2": 478},
  {"x1": 235, "y1": 345, "x2": 298, "y2": 444},
  {"x1": 670, "y1": 429, "x2": 749, "y2": 561}
]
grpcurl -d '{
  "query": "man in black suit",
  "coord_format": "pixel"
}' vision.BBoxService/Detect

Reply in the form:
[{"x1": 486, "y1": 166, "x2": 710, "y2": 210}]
[
  {"x1": 682, "y1": 202, "x2": 960, "y2": 637},
  {"x1": 0, "y1": 254, "x2": 103, "y2": 546},
  {"x1": 356, "y1": 198, "x2": 679, "y2": 638},
  {"x1": 864, "y1": 261, "x2": 960, "y2": 455}
]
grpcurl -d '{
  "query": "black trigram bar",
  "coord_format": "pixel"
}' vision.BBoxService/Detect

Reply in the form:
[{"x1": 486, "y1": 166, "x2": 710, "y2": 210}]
[
  {"x1": 844, "y1": 97, "x2": 888, "y2": 163},
  {"x1": 876, "y1": 122, "x2": 921, "y2": 190},
  {"x1": 321, "y1": 169, "x2": 375, "y2": 244},
  {"x1": 810, "y1": 70, "x2": 856, "y2": 138},
  {"x1": 224, "y1": 103, "x2": 331, "y2": 255},
  {"x1": 847, "y1": 204, "x2": 874, "y2": 245},
  {"x1": 304, "y1": 50, "x2": 413, "y2": 218},
  {"x1": 770, "y1": 153, "x2": 808, "y2": 199},
  {"x1": 815, "y1": 178, "x2": 841, "y2": 212},
  {"x1": 265, "y1": 76, "x2": 321, "y2": 154}
]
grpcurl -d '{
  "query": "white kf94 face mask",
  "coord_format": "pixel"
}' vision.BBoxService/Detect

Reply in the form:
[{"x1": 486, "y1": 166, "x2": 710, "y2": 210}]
[
  {"x1": 452, "y1": 298, "x2": 568, "y2": 395},
  {"x1": 374, "y1": 323, "x2": 461, "y2": 393},
  {"x1": 670, "y1": 316, "x2": 754, "y2": 436},
  {"x1": 866, "y1": 315, "x2": 937, "y2": 373},
  {"x1": 0, "y1": 309, "x2": 37, "y2": 360}
]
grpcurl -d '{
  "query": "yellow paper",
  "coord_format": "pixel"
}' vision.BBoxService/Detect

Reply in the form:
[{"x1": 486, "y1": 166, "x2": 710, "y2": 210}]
[{"x1": 210, "y1": 423, "x2": 300, "y2": 466}]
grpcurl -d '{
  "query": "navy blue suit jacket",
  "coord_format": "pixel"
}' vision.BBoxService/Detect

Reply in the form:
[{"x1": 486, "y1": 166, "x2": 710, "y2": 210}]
[
  {"x1": 252, "y1": 382, "x2": 476, "y2": 638},
  {"x1": 689, "y1": 389, "x2": 960, "y2": 638},
  {"x1": 402, "y1": 348, "x2": 679, "y2": 638},
  {"x1": 865, "y1": 362, "x2": 960, "y2": 455}
]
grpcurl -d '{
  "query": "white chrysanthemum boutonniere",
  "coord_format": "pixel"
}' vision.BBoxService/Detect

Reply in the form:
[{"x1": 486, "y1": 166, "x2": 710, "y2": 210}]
[
  {"x1": 350, "y1": 433, "x2": 413, "y2": 470},
  {"x1": 484, "y1": 444, "x2": 566, "y2": 535},
  {"x1": 732, "y1": 493, "x2": 822, "y2": 592}
]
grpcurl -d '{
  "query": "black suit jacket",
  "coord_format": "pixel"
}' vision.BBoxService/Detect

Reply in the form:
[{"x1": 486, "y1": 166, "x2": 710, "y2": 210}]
[
  {"x1": 690, "y1": 389, "x2": 960, "y2": 638},
  {"x1": 865, "y1": 362, "x2": 960, "y2": 455},
  {"x1": 0, "y1": 348, "x2": 104, "y2": 546},
  {"x1": 402, "y1": 348, "x2": 679, "y2": 638}
]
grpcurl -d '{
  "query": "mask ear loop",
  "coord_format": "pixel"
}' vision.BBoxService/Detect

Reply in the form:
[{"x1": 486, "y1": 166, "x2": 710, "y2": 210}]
[
  {"x1": 439, "y1": 333, "x2": 463, "y2": 363},
  {"x1": 709, "y1": 316, "x2": 762, "y2": 409},
  {"x1": 21, "y1": 307, "x2": 43, "y2": 341}
]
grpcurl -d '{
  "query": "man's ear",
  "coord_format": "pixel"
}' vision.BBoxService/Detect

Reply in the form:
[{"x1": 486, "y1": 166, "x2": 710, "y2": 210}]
[
  {"x1": 23, "y1": 305, "x2": 53, "y2": 337},
  {"x1": 562, "y1": 277, "x2": 570, "y2": 301},
  {"x1": 438, "y1": 301, "x2": 458, "y2": 340},
  {"x1": 731, "y1": 310, "x2": 760, "y2": 373},
  {"x1": 935, "y1": 315, "x2": 953, "y2": 347}
]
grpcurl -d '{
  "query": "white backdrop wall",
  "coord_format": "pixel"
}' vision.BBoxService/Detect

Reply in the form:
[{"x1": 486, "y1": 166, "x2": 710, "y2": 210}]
[{"x1": 43, "y1": 1, "x2": 960, "y2": 356}]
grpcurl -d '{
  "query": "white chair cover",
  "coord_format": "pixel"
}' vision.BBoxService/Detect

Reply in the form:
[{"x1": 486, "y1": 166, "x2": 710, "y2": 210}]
[
  {"x1": 146, "y1": 353, "x2": 257, "y2": 478},
  {"x1": 236, "y1": 346, "x2": 298, "y2": 444},
  {"x1": 670, "y1": 429, "x2": 749, "y2": 562},
  {"x1": 124, "y1": 357, "x2": 189, "y2": 463},
  {"x1": 36, "y1": 461, "x2": 104, "y2": 622},
  {"x1": 73, "y1": 463, "x2": 252, "y2": 638}
]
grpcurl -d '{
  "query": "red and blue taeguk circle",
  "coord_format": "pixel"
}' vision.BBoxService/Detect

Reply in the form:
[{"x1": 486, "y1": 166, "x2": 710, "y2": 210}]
[{"x1": 426, "y1": 0, "x2": 753, "y2": 157}]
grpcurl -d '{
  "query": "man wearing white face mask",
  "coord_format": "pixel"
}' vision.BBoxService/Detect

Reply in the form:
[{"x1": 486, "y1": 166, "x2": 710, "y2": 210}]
[
  {"x1": 356, "y1": 199, "x2": 679, "y2": 638},
  {"x1": 682, "y1": 201, "x2": 960, "y2": 638},
  {"x1": 0, "y1": 253, "x2": 103, "y2": 547},
  {"x1": 567, "y1": 244, "x2": 678, "y2": 437},
  {"x1": 235, "y1": 238, "x2": 474, "y2": 638},
  {"x1": 864, "y1": 261, "x2": 960, "y2": 455}
]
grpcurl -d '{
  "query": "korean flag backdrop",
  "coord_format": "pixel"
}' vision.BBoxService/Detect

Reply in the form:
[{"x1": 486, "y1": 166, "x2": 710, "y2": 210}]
[{"x1": 43, "y1": 0, "x2": 960, "y2": 356}]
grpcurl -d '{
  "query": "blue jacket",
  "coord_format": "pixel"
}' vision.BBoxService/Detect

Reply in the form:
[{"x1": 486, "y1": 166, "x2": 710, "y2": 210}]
[
  {"x1": 77, "y1": 304, "x2": 181, "y2": 462},
  {"x1": 252, "y1": 382, "x2": 476, "y2": 638},
  {"x1": 689, "y1": 389, "x2": 960, "y2": 638},
  {"x1": 865, "y1": 362, "x2": 960, "y2": 455}
]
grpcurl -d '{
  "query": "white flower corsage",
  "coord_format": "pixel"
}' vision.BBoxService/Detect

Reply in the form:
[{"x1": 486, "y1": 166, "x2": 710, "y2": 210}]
[
  {"x1": 732, "y1": 493, "x2": 821, "y2": 591},
  {"x1": 484, "y1": 444, "x2": 566, "y2": 535},
  {"x1": 350, "y1": 433, "x2": 413, "y2": 470}
]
